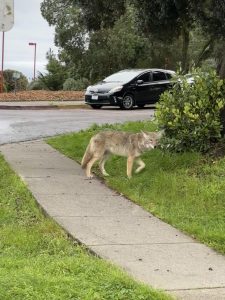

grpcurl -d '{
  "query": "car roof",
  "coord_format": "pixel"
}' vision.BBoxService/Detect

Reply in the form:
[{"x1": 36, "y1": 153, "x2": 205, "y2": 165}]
[{"x1": 117, "y1": 68, "x2": 175, "y2": 74}]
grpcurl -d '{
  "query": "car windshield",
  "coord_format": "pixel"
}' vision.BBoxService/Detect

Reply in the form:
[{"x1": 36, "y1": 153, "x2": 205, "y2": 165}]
[{"x1": 103, "y1": 71, "x2": 143, "y2": 83}]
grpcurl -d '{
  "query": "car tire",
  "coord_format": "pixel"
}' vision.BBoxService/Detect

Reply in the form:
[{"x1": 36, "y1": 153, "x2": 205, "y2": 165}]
[
  {"x1": 120, "y1": 94, "x2": 134, "y2": 110},
  {"x1": 90, "y1": 104, "x2": 102, "y2": 109}
]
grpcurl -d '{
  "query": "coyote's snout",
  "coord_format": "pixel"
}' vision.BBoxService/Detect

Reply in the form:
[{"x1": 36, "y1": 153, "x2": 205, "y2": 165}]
[{"x1": 81, "y1": 130, "x2": 162, "y2": 179}]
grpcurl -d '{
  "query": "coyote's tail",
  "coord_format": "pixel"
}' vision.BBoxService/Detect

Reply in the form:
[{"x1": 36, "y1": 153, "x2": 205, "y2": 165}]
[{"x1": 81, "y1": 143, "x2": 92, "y2": 169}]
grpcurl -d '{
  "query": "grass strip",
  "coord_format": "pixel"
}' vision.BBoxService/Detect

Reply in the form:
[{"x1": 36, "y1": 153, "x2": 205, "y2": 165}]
[
  {"x1": 0, "y1": 152, "x2": 171, "y2": 300},
  {"x1": 48, "y1": 121, "x2": 225, "y2": 255}
]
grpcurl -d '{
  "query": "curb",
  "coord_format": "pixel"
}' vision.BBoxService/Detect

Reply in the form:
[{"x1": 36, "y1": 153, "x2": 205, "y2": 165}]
[{"x1": 0, "y1": 104, "x2": 90, "y2": 110}]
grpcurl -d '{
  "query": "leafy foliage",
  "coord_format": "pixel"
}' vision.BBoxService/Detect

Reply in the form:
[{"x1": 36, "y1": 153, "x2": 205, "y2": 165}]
[
  {"x1": 193, "y1": 1, "x2": 225, "y2": 78},
  {"x1": 41, "y1": 0, "x2": 87, "y2": 80},
  {"x1": 132, "y1": 0, "x2": 183, "y2": 40},
  {"x1": 3, "y1": 70, "x2": 28, "y2": 92},
  {"x1": 131, "y1": 0, "x2": 225, "y2": 74},
  {"x1": 38, "y1": 50, "x2": 67, "y2": 90},
  {"x1": 40, "y1": 0, "x2": 71, "y2": 26},
  {"x1": 27, "y1": 79, "x2": 47, "y2": 90},
  {"x1": 63, "y1": 77, "x2": 89, "y2": 90},
  {"x1": 156, "y1": 70, "x2": 225, "y2": 152},
  {"x1": 75, "y1": 0, "x2": 126, "y2": 30},
  {"x1": 40, "y1": 0, "x2": 225, "y2": 84},
  {"x1": 194, "y1": 0, "x2": 225, "y2": 38},
  {"x1": 41, "y1": 0, "x2": 126, "y2": 31},
  {"x1": 83, "y1": 8, "x2": 151, "y2": 82},
  {"x1": 131, "y1": 0, "x2": 197, "y2": 72}
]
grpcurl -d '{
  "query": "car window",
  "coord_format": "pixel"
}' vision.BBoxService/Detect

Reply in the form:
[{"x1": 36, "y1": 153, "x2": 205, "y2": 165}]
[
  {"x1": 137, "y1": 72, "x2": 151, "y2": 83},
  {"x1": 152, "y1": 71, "x2": 167, "y2": 81},
  {"x1": 166, "y1": 72, "x2": 173, "y2": 79},
  {"x1": 103, "y1": 71, "x2": 144, "y2": 83}
]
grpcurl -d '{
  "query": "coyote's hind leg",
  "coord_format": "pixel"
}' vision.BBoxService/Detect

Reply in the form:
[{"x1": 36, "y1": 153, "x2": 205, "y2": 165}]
[
  {"x1": 86, "y1": 156, "x2": 99, "y2": 178},
  {"x1": 99, "y1": 152, "x2": 110, "y2": 176},
  {"x1": 135, "y1": 158, "x2": 145, "y2": 174}
]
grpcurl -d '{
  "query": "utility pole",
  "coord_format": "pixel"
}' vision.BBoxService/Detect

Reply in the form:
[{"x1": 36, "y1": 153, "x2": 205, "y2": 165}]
[
  {"x1": 0, "y1": 0, "x2": 14, "y2": 92},
  {"x1": 29, "y1": 42, "x2": 37, "y2": 80}
]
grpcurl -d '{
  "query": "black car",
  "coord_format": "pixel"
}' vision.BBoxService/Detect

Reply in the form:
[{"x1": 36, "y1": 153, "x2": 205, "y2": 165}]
[{"x1": 85, "y1": 68, "x2": 175, "y2": 109}]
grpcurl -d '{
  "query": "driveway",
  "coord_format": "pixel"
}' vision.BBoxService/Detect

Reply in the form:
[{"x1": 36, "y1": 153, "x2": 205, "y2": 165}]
[{"x1": 0, "y1": 108, "x2": 154, "y2": 145}]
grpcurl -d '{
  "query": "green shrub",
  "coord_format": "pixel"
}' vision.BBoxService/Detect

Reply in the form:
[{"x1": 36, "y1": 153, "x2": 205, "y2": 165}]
[
  {"x1": 3, "y1": 69, "x2": 28, "y2": 91},
  {"x1": 156, "y1": 70, "x2": 225, "y2": 152},
  {"x1": 27, "y1": 79, "x2": 48, "y2": 90},
  {"x1": 63, "y1": 77, "x2": 89, "y2": 91}
]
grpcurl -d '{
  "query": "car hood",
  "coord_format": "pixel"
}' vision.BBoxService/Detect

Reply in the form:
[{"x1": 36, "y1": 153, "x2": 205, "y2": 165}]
[{"x1": 87, "y1": 82, "x2": 123, "y2": 93}]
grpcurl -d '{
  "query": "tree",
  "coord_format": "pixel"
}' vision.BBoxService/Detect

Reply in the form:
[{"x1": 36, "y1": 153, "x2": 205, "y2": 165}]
[
  {"x1": 41, "y1": 0, "x2": 225, "y2": 83},
  {"x1": 40, "y1": 0, "x2": 72, "y2": 26},
  {"x1": 132, "y1": 0, "x2": 225, "y2": 75},
  {"x1": 75, "y1": 0, "x2": 126, "y2": 30},
  {"x1": 82, "y1": 7, "x2": 150, "y2": 82},
  {"x1": 41, "y1": 0, "x2": 87, "y2": 59},
  {"x1": 41, "y1": 1, "x2": 150, "y2": 82},
  {"x1": 193, "y1": 0, "x2": 225, "y2": 78},
  {"x1": 132, "y1": 0, "x2": 196, "y2": 73},
  {"x1": 38, "y1": 50, "x2": 68, "y2": 90},
  {"x1": 41, "y1": 0, "x2": 89, "y2": 82},
  {"x1": 41, "y1": 0, "x2": 126, "y2": 31}
]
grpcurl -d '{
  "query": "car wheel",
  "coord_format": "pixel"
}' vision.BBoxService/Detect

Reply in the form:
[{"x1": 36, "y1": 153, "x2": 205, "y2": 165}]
[
  {"x1": 90, "y1": 104, "x2": 102, "y2": 109},
  {"x1": 137, "y1": 104, "x2": 145, "y2": 108},
  {"x1": 120, "y1": 94, "x2": 134, "y2": 110}
]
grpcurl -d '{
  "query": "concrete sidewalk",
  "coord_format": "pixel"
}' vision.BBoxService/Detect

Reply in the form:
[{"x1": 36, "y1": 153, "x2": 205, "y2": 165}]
[
  {"x1": 1, "y1": 140, "x2": 225, "y2": 300},
  {"x1": 0, "y1": 100, "x2": 86, "y2": 109}
]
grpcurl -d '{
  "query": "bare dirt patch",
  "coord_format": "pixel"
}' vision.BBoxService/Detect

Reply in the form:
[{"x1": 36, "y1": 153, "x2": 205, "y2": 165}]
[{"x1": 0, "y1": 90, "x2": 85, "y2": 102}]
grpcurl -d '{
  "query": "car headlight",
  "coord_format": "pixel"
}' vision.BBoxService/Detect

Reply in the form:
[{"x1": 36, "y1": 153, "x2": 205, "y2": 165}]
[
  {"x1": 109, "y1": 86, "x2": 123, "y2": 94},
  {"x1": 86, "y1": 86, "x2": 91, "y2": 93}
]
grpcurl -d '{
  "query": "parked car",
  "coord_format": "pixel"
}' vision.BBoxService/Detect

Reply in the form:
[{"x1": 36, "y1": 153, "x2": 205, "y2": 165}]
[{"x1": 85, "y1": 68, "x2": 175, "y2": 109}]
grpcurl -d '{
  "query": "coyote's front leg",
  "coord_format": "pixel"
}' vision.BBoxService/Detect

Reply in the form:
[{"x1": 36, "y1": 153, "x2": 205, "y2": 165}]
[{"x1": 127, "y1": 156, "x2": 134, "y2": 179}]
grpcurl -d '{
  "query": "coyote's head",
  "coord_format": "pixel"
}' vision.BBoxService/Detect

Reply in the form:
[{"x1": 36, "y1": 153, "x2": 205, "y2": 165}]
[{"x1": 141, "y1": 131, "x2": 163, "y2": 150}]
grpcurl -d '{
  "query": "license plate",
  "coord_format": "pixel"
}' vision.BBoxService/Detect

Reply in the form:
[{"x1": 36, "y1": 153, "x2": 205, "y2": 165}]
[{"x1": 92, "y1": 95, "x2": 98, "y2": 100}]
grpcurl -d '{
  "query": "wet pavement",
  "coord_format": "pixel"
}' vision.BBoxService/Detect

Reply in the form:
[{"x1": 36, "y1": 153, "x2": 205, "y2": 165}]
[{"x1": 0, "y1": 108, "x2": 154, "y2": 145}]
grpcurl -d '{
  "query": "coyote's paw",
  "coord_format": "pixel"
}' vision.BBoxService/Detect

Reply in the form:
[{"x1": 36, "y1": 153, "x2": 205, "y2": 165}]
[
  {"x1": 135, "y1": 168, "x2": 144, "y2": 174},
  {"x1": 135, "y1": 165, "x2": 145, "y2": 174},
  {"x1": 86, "y1": 173, "x2": 95, "y2": 180},
  {"x1": 103, "y1": 172, "x2": 110, "y2": 177}
]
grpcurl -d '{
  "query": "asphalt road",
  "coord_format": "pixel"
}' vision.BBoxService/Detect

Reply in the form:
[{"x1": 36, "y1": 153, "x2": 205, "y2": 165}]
[{"x1": 0, "y1": 108, "x2": 154, "y2": 145}]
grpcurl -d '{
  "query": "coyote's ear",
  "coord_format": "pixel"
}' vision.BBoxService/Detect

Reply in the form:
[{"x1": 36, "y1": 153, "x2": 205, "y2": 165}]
[
  {"x1": 141, "y1": 130, "x2": 149, "y2": 139},
  {"x1": 157, "y1": 130, "x2": 165, "y2": 138}
]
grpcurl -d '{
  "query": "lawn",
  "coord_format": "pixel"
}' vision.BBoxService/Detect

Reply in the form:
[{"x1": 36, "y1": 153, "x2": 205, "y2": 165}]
[
  {"x1": 47, "y1": 121, "x2": 225, "y2": 255},
  {"x1": 0, "y1": 154, "x2": 172, "y2": 300}
]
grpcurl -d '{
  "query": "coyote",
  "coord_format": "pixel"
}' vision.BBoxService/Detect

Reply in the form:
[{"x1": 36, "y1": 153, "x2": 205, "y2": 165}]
[{"x1": 81, "y1": 130, "x2": 162, "y2": 179}]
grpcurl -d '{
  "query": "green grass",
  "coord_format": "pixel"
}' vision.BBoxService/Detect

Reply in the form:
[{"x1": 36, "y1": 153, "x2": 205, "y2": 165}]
[
  {"x1": 0, "y1": 153, "x2": 171, "y2": 299},
  {"x1": 47, "y1": 121, "x2": 225, "y2": 255}
]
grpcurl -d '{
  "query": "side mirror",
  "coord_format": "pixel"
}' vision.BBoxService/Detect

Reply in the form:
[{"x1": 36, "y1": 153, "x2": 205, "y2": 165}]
[{"x1": 136, "y1": 79, "x2": 143, "y2": 85}]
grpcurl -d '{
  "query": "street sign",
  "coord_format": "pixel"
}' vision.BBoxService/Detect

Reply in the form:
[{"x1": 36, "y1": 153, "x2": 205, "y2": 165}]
[
  {"x1": 0, "y1": 0, "x2": 14, "y2": 32},
  {"x1": 12, "y1": 72, "x2": 20, "y2": 80}
]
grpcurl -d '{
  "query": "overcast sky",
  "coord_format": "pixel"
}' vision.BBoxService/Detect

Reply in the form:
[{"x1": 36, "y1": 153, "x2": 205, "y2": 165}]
[{"x1": 1, "y1": 0, "x2": 58, "y2": 81}]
